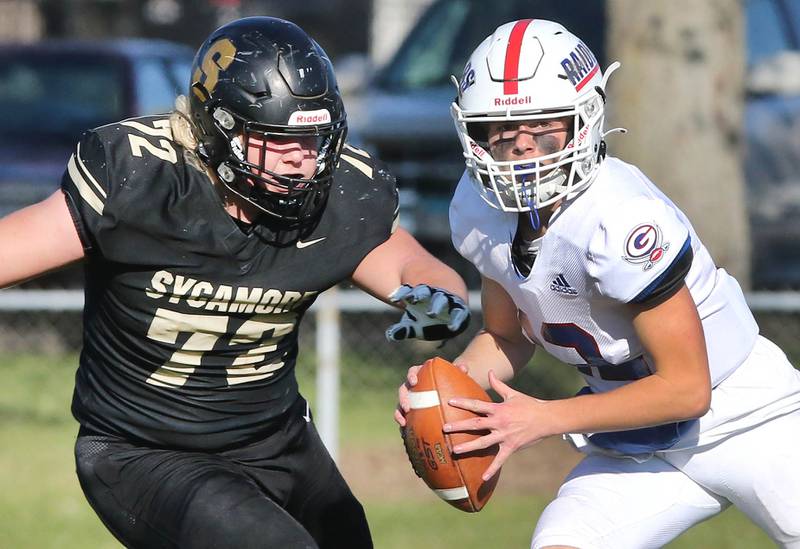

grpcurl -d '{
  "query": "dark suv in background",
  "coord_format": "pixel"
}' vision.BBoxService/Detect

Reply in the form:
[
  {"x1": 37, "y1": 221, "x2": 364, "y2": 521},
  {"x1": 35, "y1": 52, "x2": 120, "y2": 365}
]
[
  {"x1": 0, "y1": 39, "x2": 194, "y2": 218},
  {"x1": 0, "y1": 39, "x2": 194, "y2": 287},
  {"x1": 346, "y1": 0, "x2": 800, "y2": 289}
]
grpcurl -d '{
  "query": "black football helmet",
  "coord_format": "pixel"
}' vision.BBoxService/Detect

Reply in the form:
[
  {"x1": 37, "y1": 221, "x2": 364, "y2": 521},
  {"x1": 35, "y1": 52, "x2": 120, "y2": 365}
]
[{"x1": 189, "y1": 17, "x2": 347, "y2": 228}]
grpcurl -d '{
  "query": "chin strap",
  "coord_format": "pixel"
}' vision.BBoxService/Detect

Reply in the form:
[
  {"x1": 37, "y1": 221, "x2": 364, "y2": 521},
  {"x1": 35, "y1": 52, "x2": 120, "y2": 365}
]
[{"x1": 525, "y1": 193, "x2": 541, "y2": 231}]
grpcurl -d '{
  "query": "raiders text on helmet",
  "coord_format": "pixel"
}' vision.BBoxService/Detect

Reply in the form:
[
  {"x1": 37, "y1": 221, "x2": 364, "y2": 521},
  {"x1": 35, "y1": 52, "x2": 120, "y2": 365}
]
[
  {"x1": 189, "y1": 17, "x2": 347, "y2": 228},
  {"x1": 451, "y1": 19, "x2": 620, "y2": 212}
]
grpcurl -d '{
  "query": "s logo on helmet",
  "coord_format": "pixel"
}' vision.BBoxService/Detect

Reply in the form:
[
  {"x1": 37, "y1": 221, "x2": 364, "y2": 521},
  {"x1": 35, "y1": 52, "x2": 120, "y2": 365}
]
[
  {"x1": 192, "y1": 38, "x2": 237, "y2": 98},
  {"x1": 459, "y1": 62, "x2": 476, "y2": 94},
  {"x1": 622, "y1": 223, "x2": 671, "y2": 271}
]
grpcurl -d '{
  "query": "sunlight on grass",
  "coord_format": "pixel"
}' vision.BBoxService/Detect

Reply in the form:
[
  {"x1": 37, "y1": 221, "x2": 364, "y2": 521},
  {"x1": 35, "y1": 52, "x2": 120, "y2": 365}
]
[
  {"x1": 363, "y1": 495, "x2": 772, "y2": 549},
  {"x1": 0, "y1": 354, "x2": 778, "y2": 548}
]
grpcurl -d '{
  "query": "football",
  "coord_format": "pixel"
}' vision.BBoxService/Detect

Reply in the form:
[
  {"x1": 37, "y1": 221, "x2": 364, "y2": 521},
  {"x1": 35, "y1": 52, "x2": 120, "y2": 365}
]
[{"x1": 402, "y1": 356, "x2": 500, "y2": 512}]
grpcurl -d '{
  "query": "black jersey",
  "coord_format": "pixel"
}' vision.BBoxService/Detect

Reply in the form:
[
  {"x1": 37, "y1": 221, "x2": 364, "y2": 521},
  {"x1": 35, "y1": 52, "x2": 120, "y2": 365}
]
[{"x1": 61, "y1": 115, "x2": 398, "y2": 450}]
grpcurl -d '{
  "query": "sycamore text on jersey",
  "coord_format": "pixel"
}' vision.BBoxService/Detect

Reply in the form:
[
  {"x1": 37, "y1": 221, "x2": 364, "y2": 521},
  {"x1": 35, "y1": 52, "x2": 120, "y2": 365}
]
[{"x1": 146, "y1": 269, "x2": 318, "y2": 314}]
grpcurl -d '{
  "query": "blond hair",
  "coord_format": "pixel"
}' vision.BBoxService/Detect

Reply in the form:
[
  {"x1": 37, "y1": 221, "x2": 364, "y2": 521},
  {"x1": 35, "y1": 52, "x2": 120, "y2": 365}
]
[{"x1": 169, "y1": 95, "x2": 207, "y2": 173}]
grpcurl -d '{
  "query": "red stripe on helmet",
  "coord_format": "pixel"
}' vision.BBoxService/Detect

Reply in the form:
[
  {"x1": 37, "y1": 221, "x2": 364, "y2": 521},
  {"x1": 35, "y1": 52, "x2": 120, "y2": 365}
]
[
  {"x1": 503, "y1": 19, "x2": 534, "y2": 95},
  {"x1": 575, "y1": 64, "x2": 599, "y2": 91}
]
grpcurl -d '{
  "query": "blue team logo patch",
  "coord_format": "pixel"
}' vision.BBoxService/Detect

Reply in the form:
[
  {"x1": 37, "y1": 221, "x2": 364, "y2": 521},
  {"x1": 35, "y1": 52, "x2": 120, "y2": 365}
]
[{"x1": 622, "y1": 223, "x2": 670, "y2": 271}]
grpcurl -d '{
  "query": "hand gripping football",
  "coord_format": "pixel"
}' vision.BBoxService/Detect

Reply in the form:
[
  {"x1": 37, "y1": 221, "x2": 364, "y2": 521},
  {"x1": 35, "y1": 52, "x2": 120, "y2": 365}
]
[{"x1": 402, "y1": 357, "x2": 500, "y2": 512}]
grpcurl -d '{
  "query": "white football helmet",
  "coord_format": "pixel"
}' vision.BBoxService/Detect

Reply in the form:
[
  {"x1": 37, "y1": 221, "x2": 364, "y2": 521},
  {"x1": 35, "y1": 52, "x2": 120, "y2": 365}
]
[{"x1": 451, "y1": 19, "x2": 620, "y2": 212}]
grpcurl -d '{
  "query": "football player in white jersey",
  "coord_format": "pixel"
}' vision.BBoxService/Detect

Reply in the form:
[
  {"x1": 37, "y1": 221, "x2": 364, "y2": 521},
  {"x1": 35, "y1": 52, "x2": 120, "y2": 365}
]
[{"x1": 396, "y1": 19, "x2": 800, "y2": 548}]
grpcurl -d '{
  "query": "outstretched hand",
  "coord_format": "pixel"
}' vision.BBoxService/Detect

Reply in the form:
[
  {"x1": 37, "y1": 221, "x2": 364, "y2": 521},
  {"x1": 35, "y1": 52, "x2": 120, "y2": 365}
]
[
  {"x1": 444, "y1": 370, "x2": 552, "y2": 481},
  {"x1": 385, "y1": 284, "x2": 470, "y2": 342}
]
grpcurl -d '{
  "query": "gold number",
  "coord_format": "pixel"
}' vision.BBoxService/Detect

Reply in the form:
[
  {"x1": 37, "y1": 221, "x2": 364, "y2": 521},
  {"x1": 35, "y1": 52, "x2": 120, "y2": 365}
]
[
  {"x1": 127, "y1": 135, "x2": 177, "y2": 163},
  {"x1": 146, "y1": 309, "x2": 228, "y2": 387},
  {"x1": 122, "y1": 119, "x2": 177, "y2": 164},
  {"x1": 226, "y1": 313, "x2": 295, "y2": 386},
  {"x1": 145, "y1": 309, "x2": 296, "y2": 388}
]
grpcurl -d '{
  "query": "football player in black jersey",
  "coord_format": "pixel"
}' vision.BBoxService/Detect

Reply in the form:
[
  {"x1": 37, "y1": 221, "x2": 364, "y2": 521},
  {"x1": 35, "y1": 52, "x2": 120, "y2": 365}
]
[{"x1": 0, "y1": 17, "x2": 469, "y2": 549}]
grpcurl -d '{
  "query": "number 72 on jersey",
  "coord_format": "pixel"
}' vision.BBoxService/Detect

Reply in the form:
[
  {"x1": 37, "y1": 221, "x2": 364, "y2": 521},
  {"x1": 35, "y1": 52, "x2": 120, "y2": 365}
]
[{"x1": 145, "y1": 308, "x2": 296, "y2": 388}]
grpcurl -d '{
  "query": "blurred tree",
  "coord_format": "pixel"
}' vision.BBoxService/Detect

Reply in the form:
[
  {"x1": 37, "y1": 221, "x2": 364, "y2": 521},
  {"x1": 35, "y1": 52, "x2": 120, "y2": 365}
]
[
  {"x1": 39, "y1": 0, "x2": 143, "y2": 38},
  {"x1": 0, "y1": 0, "x2": 42, "y2": 41},
  {"x1": 606, "y1": 0, "x2": 751, "y2": 287},
  {"x1": 370, "y1": 0, "x2": 433, "y2": 65}
]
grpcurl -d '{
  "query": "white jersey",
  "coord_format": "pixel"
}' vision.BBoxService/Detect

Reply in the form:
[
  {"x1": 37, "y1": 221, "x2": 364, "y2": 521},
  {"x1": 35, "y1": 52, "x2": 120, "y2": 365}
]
[{"x1": 450, "y1": 156, "x2": 767, "y2": 453}]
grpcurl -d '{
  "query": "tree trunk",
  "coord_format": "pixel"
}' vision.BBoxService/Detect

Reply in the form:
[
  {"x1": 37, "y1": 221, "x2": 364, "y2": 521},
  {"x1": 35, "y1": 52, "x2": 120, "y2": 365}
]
[
  {"x1": 0, "y1": 0, "x2": 43, "y2": 41},
  {"x1": 370, "y1": 0, "x2": 433, "y2": 66},
  {"x1": 605, "y1": 0, "x2": 750, "y2": 287}
]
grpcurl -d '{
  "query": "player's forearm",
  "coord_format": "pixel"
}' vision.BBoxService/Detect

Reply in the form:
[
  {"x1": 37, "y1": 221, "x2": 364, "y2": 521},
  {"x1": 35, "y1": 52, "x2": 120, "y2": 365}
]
[
  {"x1": 454, "y1": 329, "x2": 534, "y2": 389},
  {"x1": 398, "y1": 256, "x2": 468, "y2": 301},
  {"x1": 352, "y1": 228, "x2": 468, "y2": 303},
  {"x1": 545, "y1": 372, "x2": 710, "y2": 437},
  {"x1": 0, "y1": 192, "x2": 85, "y2": 288}
]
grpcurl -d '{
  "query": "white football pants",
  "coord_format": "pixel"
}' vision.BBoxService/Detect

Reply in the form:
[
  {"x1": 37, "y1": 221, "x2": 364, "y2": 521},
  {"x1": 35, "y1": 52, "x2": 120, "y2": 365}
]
[{"x1": 532, "y1": 336, "x2": 800, "y2": 549}]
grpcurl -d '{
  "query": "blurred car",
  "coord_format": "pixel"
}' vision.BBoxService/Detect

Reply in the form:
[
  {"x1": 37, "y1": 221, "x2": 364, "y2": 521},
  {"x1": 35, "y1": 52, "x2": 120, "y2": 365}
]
[
  {"x1": 0, "y1": 39, "x2": 194, "y2": 218},
  {"x1": 744, "y1": 0, "x2": 800, "y2": 288},
  {"x1": 347, "y1": 0, "x2": 800, "y2": 289},
  {"x1": 0, "y1": 39, "x2": 193, "y2": 287}
]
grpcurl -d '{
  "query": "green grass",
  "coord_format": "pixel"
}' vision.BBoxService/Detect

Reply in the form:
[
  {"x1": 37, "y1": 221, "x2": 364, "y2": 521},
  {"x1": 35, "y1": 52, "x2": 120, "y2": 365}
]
[
  {"x1": 365, "y1": 497, "x2": 772, "y2": 549},
  {"x1": 0, "y1": 354, "x2": 777, "y2": 548},
  {"x1": 0, "y1": 354, "x2": 119, "y2": 548},
  {"x1": 367, "y1": 496, "x2": 546, "y2": 548}
]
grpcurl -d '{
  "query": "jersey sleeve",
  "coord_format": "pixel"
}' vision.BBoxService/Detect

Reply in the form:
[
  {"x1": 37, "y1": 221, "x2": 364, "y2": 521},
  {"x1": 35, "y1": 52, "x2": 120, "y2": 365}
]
[
  {"x1": 377, "y1": 159, "x2": 400, "y2": 236},
  {"x1": 60, "y1": 130, "x2": 114, "y2": 253},
  {"x1": 587, "y1": 196, "x2": 693, "y2": 304},
  {"x1": 339, "y1": 143, "x2": 399, "y2": 239}
]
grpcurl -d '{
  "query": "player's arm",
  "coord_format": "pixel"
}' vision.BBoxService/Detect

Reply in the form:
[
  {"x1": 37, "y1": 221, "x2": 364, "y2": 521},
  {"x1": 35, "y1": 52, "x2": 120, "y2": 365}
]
[
  {"x1": 536, "y1": 283, "x2": 711, "y2": 435},
  {"x1": 445, "y1": 284, "x2": 711, "y2": 481},
  {"x1": 531, "y1": 209, "x2": 710, "y2": 434},
  {"x1": 351, "y1": 226, "x2": 467, "y2": 304},
  {"x1": 0, "y1": 191, "x2": 85, "y2": 288},
  {"x1": 454, "y1": 276, "x2": 535, "y2": 388},
  {"x1": 352, "y1": 226, "x2": 470, "y2": 341}
]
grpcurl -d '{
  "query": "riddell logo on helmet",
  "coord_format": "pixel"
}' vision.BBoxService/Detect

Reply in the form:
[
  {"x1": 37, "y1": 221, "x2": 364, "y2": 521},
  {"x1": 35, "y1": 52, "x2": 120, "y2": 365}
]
[
  {"x1": 577, "y1": 125, "x2": 589, "y2": 142},
  {"x1": 469, "y1": 140, "x2": 486, "y2": 158},
  {"x1": 494, "y1": 95, "x2": 532, "y2": 106},
  {"x1": 289, "y1": 109, "x2": 331, "y2": 125},
  {"x1": 565, "y1": 126, "x2": 590, "y2": 150}
]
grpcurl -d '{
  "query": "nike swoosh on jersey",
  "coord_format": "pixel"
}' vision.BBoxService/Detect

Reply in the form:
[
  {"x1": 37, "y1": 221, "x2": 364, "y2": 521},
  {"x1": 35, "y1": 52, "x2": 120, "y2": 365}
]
[{"x1": 296, "y1": 237, "x2": 327, "y2": 249}]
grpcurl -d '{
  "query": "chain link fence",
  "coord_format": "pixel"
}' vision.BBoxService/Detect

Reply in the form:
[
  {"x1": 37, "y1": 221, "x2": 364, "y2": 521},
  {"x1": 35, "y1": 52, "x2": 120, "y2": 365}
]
[
  {"x1": 2, "y1": 289, "x2": 798, "y2": 395},
  {"x1": 300, "y1": 301, "x2": 800, "y2": 398},
  {"x1": 1, "y1": 288, "x2": 798, "y2": 460}
]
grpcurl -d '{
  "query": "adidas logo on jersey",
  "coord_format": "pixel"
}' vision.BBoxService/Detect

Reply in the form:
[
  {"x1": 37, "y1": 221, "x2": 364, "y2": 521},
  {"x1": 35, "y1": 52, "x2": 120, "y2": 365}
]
[{"x1": 550, "y1": 274, "x2": 578, "y2": 295}]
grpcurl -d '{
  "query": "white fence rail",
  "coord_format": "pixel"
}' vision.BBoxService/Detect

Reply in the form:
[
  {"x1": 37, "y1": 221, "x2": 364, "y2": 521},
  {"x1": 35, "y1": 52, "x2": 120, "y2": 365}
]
[{"x1": 0, "y1": 288, "x2": 797, "y2": 460}]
